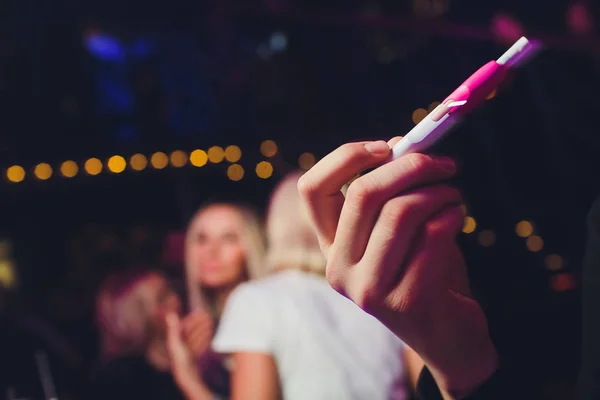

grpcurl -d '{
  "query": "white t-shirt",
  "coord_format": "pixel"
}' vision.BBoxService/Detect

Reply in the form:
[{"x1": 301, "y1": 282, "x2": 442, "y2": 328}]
[{"x1": 212, "y1": 270, "x2": 407, "y2": 400}]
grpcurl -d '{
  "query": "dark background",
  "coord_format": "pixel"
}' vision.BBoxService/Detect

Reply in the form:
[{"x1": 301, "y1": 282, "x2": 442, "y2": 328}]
[{"x1": 1, "y1": 0, "x2": 599, "y2": 398}]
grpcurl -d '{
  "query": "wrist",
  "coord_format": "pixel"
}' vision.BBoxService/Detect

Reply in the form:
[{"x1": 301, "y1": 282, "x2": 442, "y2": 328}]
[{"x1": 428, "y1": 334, "x2": 499, "y2": 399}]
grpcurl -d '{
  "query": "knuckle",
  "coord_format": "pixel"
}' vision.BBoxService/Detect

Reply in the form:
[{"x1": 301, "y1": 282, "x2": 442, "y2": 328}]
[
  {"x1": 296, "y1": 173, "x2": 316, "y2": 199},
  {"x1": 403, "y1": 153, "x2": 432, "y2": 174},
  {"x1": 345, "y1": 176, "x2": 379, "y2": 209},
  {"x1": 380, "y1": 197, "x2": 414, "y2": 229}
]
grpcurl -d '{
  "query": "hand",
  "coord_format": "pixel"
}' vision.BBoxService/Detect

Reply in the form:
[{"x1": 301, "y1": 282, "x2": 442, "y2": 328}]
[
  {"x1": 181, "y1": 310, "x2": 214, "y2": 359},
  {"x1": 297, "y1": 138, "x2": 499, "y2": 398},
  {"x1": 166, "y1": 313, "x2": 213, "y2": 400}
]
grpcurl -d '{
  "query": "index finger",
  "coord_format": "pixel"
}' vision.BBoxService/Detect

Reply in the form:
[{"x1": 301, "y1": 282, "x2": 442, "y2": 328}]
[{"x1": 297, "y1": 140, "x2": 392, "y2": 254}]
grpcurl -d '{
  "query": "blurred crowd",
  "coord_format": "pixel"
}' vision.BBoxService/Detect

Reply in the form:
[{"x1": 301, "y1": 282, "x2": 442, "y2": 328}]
[{"x1": 0, "y1": 171, "x2": 423, "y2": 400}]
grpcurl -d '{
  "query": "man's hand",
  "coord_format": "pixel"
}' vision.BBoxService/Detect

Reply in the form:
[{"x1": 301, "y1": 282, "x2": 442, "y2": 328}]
[{"x1": 297, "y1": 138, "x2": 499, "y2": 398}]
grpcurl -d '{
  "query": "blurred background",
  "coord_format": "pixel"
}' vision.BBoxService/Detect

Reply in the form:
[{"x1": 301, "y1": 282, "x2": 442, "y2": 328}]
[{"x1": 0, "y1": 0, "x2": 599, "y2": 398}]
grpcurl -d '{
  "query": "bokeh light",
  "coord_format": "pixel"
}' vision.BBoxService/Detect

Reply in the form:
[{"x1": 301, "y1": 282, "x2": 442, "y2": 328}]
[
  {"x1": 299, "y1": 153, "x2": 316, "y2": 170},
  {"x1": 225, "y1": 145, "x2": 242, "y2": 163},
  {"x1": 256, "y1": 161, "x2": 274, "y2": 179},
  {"x1": 190, "y1": 150, "x2": 208, "y2": 167},
  {"x1": 462, "y1": 216, "x2": 477, "y2": 234},
  {"x1": 170, "y1": 150, "x2": 188, "y2": 167},
  {"x1": 60, "y1": 161, "x2": 78, "y2": 178},
  {"x1": 526, "y1": 235, "x2": 544, "y2": 252},
  {"x1": 107, "y1": 155, "x2": 126, "y2": 173},
  {"x1": 486, "y1": 89, "x2": 497, "y2": 100},
  {"x1": 34, "y1": 163, "x2": 53, "y2": 180},
  {"x1": 130, "y1": 154, "x2": 148, "y2": 171},
  {"x1": 550, "y1": 273, "x2": 577, "y2": 292},
  {"x1": 6, "y1": 165, "x2": 25, "y2": 183},
  {"x1": 412, "y1": 108, "x2": 428, "y2": 124},
  {"x1": 260, "y1": 140, "x2": 278, "y2": 157},
  {"x1": 150, "y1": 152, "x2": 169, "y2": 169},
  {"x1": 227, "y1": 164, "x2": 245, "y2": 181},
  {"x1": 428, "y1": 101, "x2": 441, "y2": 112},
  {"x1": 516, "y1": 220, "x2": 534, "y2": 238},
  {"x1": 545, "y1": 254, "x2": 564, "y2": 271},
  {"x1": 84, "y1": 158, "x2": 103, "y2": 176},
  {"x1": 477, "y1": 230, "x2": 496, "y2": 247},
  {"x1": 208, "y1": 146, "x2": 225, "y2": 163}
]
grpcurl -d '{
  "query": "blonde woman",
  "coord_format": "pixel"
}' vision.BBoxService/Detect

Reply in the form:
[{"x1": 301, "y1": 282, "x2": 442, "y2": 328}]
[
  {"x1": 178, "y1": 203, "x2": 266, "y2": 398},
  {"x1": 170, "y1": 172, "x2": 421, "y2": 400},
  {"x1": 89, "y1": 269, "x2": 214, "y2": 400}
]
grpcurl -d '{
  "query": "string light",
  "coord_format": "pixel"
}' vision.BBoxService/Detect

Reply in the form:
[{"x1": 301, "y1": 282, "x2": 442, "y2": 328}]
[
  {"x1": 299, "y1": 153, "x2": 316, "y2": 170},
  {"x1": 260, "y1": 140, "x2": 278, "y2": 157},
  {"x1": 516, "y1": 220, "x2": 534, "y2": 238},
  {"x1": 190, "y1": 150, "x2": 208, "y2": 167},
  {"x1": 412, "y1": 108, "x2": 428, "y2": 124},
  {"x1": 150, "y1": 152, "x2": 168, "y2": 169},
  {"x1": 6, "y1": 165, "x2": 25, "y2": 183},
  {"x1": 170, "y1": 150, "x2": 188, "y2": 168},
  {"x1": 256, "y1": 161, "x2": 274, "y2": 179},
  {"x1": 60, "y1": 161, "x2": 78, "y2": 177},
  {"x1": 225, "y1": 146, "x2": 242, "y2": 163},
  {"x1": 462, "y1": 216, "x2": 477, "y2": 234},
  {"x1": 545, "y1": 254, "x2": 564, "y2": 271},
  {"x1": 526, "y1": 235, "x2": 544, "y2": 252},
  {"x1": 207, "y1": 146, "x2": 225, "y2": 163},
  {"x1": 34, "y1": 163, "x2": 52, "y2": 180},
  {"x1": 130, "y1": 154, "x2": 148, "y2": 171},
  {"x1": 107, "y1": 156, "x2": 126, "y2": 173},
  {"x1": 84, "y1": 158, "x2": 103, "y2": 176},
  {"x1": 227, "y1": 164, "x2": 245, "y2": 181}
]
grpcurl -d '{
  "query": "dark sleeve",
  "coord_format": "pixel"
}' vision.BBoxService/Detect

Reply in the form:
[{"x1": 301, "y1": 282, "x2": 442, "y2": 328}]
[
  {"x1": 416, "y1": 364, "x2": 541, "y2": 399},
  {"x1": 578, "y1": 196, "x2": 600, "y2": 399}
]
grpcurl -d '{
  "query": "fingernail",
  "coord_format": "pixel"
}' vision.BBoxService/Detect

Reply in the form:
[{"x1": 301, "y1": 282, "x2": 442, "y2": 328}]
[
  {"x1": 364, "y1": 141, "x2": 390, "y2": 155},
  {"x1": 434, "y1": 156, "x2": 456, "y2": 173}
]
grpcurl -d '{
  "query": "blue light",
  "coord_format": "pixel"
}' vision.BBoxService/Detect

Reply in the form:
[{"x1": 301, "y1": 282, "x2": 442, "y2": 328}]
[
  {"x1": 85, "y1": 33, "x2": 126, "y2": 62},
  {"x1": 269, "y1": 32, "x2": 288, "y2": 53}
]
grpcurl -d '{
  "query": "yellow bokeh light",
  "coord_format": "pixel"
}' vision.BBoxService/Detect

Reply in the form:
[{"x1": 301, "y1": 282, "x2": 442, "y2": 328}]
[
  {"x1": 6, "y1": 165, "x2": 25, "y2": 183},
  {"x1": 462, "y1": 216, "x2": 477, "y2": 234},
  {"x1": 190, "y1": 150, "x2": 208, "y2": 167},
  {"x1": 299, "y1": 153, "x2": 317, "y2": 170},
  {"x1": 428, "y1": 101, "x2": 441, "y2": 112},
  {"x1": 256, "y1": 161, "x2": 274, "y2": 179},
  {"x1": 0, "y1": 260, "x2": 15, "y2": 288},
  {"x1": 34, "y1": 163, "x2": 53, "y2": 180},
  {"x1": 516, "y1": 220, "x2": 534, "y2": 238},
  {"x1": 260, "y1": 140, "x2": 278, "y2": 157},
  {"x1": 84, "y1": 158, "x2": 103, "y2": 176},
  {"x1": 486, "y1": 89, "x2": 497, "y2": 100},
  {"x1": 208, "y1": 146, "x2": 225, "y2": 163},
  {"x1": 60, "y1": 161, "x2": 78, "y2": 178},
  {"x1": 227, "y1": 164, "x2": 245, "y2": 181},
  {"x1": 170, "y1": 150, "x2": 188, "y2": 167},
  {"x1": 150, "y1": 152, "x2": 169, "y2": 169},
  {"x1": 477, "y1": 230, "x2": 496, "y2": 247},
  {"x1": 545, "y1": 254, "x2": 564, "y2": 271},
  {"x1": 526, "y1": 235, "x2": 544, "y2": 252},
  {"x1": 108, "y1": 155, "x2": 126, "y2": 173},
  {"x1": 130, "y1": 154, "x2": 148, "y2": 171},
  {"x1": 412, "y1": 108, "x2": 428, "y2": 124},
  {"x1": 225, "y1": 145, "x2": 242, "y2": 163}
]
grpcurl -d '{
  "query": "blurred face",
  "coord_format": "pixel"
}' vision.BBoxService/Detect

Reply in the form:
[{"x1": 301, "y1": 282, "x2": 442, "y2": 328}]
[
  {"x1": 186, "y1": 205, "x2": 248, "y2": 290},
  {"x1": 141, "y1": 273, "x2": 182, "y2": 336}
]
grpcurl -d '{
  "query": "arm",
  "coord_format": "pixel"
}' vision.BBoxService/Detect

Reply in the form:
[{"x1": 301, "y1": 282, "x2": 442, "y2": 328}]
[
  {"x1": 403, "y1": 346, "x2": 425, "y2": 391},
  {"x1": 230, "y1": 352, "x2": 280, "y2": 400}
]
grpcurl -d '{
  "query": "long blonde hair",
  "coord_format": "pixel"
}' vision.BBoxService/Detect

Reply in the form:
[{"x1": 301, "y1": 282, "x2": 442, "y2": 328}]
[
  {"x1": 96, "y1": 270, "x2": 160, "y2": 359},
  {"x1": 265, "y1": 171, "x2": 326, "y2": 275},
  {"x1": 185, "y1": 203, "x2": 266, "y2": 313}
]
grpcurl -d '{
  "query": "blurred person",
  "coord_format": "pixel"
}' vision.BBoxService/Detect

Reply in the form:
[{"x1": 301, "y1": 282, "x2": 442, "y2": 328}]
[
  {"x1": 170, "y1": 172, "x2": 421, "y2": 400},
  {"x1": 88, "y1": 269, "x2": 214, "y2": 400},
  {"x1": 181, "y1": 203, "x2": 266, "y2": 397},
  {"x1": 296, "y1": 138, "x2": 540, "y2": 399}
]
